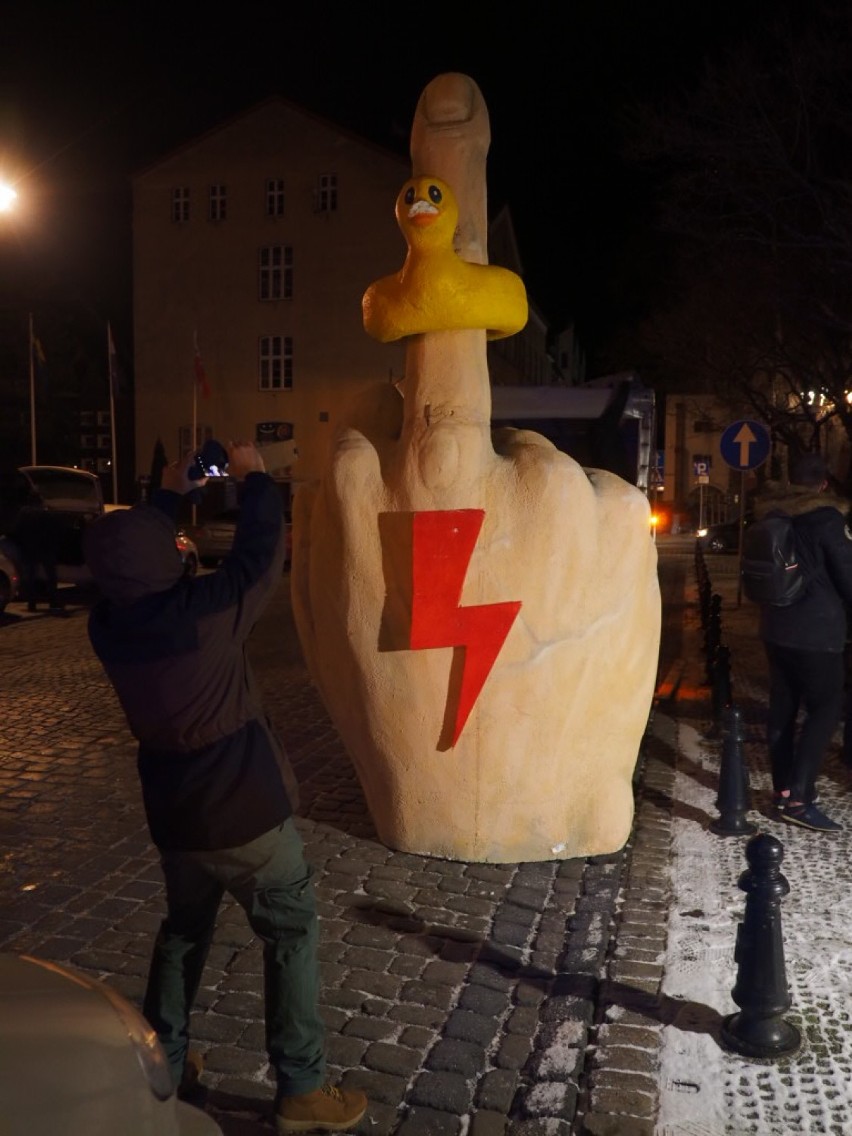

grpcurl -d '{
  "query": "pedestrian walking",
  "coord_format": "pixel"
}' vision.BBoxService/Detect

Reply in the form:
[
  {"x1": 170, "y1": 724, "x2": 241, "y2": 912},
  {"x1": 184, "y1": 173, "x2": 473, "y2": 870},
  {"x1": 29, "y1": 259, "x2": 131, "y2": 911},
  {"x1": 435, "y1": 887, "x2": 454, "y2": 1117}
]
[
  {"x1": 756, "y1": 453, "x2": 852, "y2": 832},
  {"x1": 83, "y1": 441, "x2": 367, "y2": 1132}
]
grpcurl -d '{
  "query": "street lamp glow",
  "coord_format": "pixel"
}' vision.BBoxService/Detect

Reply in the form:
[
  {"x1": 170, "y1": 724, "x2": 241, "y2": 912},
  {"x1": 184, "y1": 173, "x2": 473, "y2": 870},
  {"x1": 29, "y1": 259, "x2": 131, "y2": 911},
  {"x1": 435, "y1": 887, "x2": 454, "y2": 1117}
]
[{"x1": 0, "y1": 182, "x2": 17, "y2": 212}]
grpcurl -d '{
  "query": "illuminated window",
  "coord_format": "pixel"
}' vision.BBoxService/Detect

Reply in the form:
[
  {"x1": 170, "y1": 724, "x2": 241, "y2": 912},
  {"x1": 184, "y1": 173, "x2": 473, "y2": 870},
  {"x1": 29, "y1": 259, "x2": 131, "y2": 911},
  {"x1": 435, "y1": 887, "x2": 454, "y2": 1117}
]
[
  {"x1": 172, "y1": 187, "x2": 190, "y2": 223},
  {"x1": 259, "y1": 336, "x2": 293, "y2": 390},
  {"x1": 209, "y1": 184, "x2": 227, "y2": 221},
  {"x1": 316, "y1": 173, "x2": 337, "y2": 212},
  {"x1": 266, "y1": 178, "x2": 285, "y2": 217},
  {"x1": 259, "y1": 246, "x2": 293, "y2": 300}
]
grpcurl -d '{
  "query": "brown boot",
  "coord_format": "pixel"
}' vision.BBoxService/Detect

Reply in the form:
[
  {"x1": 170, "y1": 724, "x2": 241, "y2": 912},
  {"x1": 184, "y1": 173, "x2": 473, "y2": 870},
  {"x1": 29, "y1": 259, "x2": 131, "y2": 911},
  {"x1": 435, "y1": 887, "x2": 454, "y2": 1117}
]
[{"x1": 275, "y1": 1083, "x2": 367, "y2": 1132}]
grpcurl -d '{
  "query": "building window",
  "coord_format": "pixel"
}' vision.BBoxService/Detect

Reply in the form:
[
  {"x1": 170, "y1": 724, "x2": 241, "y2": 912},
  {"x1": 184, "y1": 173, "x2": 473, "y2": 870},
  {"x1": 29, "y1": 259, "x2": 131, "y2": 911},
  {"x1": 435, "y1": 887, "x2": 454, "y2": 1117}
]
[
  {"x1": 97, "y1": 434, "x2": 111, "y2": 450},
  {"x1": 259, "y1": 336, "x2": 293, "y2": 390},
  {"x1": 172, "y1": 187, "x2": 190, "y2": 223},
  {"x1": 316, "y1": 173, "x2": 337, "y2": 212},
  {"x1": 259, "y1": 245, "x2": 293, "y2": 301},
  {"x1": 209, "y1": 184, "x2": 227, "y2": 222},
  {"x1": 266, "y1": 178, "x2": 285, "y2": 217},
  {"x1": 80, "y1": 434, "x2": 96, "y2": 449}
]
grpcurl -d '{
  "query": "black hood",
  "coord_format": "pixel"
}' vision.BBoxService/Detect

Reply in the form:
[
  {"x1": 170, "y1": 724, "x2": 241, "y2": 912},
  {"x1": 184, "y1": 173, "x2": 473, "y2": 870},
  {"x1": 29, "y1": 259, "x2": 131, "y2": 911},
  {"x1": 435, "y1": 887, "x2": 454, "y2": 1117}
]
[{"x1": 84, "y1": 506, "x2": 183, "y2": 604}]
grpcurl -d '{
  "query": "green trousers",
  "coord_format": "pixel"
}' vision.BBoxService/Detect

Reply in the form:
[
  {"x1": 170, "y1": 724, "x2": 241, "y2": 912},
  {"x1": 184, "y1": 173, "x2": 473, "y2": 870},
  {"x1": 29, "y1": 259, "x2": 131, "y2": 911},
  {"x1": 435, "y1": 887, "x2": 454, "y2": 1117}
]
[{"x1": 143, "y1": 818, "x2": 326, "y2": 1096}]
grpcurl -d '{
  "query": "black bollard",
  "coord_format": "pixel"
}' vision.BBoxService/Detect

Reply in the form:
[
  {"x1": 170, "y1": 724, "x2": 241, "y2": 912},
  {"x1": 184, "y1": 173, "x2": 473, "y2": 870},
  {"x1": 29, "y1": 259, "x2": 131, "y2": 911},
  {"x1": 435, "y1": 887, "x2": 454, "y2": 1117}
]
[
  {"x1": 709, "y1": 704, "x2": 756, "y2": 836},
  {"x1": 720, "y1": 833, "x2": 801, "y2": 1059},
  {"x1": 711, "y1": 644, "x2": 733, "y2": 727},
  {"x1": 704, "y1": 596, "x2": 722, "y2": 683},
  {"x1": 696, "y1": 558, "x2": 711, "y2": 628},
  {"x1": 699, "y1": 582, "x2": 711, "y2": 630}
]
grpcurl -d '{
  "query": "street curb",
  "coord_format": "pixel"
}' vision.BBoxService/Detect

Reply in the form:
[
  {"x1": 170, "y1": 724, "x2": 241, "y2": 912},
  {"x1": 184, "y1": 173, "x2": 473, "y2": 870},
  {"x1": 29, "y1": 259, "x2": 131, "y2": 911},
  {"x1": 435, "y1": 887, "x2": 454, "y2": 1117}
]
[{"x1": 571, "y1": 712, "x2": 677, "y2": 1135}]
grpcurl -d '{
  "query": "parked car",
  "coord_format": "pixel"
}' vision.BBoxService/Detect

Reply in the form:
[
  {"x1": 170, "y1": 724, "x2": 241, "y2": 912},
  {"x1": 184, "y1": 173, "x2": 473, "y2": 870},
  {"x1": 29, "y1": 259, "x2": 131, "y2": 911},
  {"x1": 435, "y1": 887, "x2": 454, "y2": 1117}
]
[
  {"x1": 15, "y1": 466, "x2": 104, "y2": 584},
  {"x1": 0, "y1": 542, "x2": 20, "y2": 611},
  {"x1": 185, "y1": 509, "x2": 292, "y2": 568},
  {"x1": 20, "y1": 465, "x2": 104, "y2": 524},
  {"x1": 176, "y1": 529, "x2": 199, "y2": 577},
  {"x1": 184, "y1": 508, "x2": 240, "y2": 566},
  {"x1": 696, "y1": 514, "x2": 753, "y2": 553},
  {"x1": 0, "y1": 952, "x2": 222, "y2": 1135}
]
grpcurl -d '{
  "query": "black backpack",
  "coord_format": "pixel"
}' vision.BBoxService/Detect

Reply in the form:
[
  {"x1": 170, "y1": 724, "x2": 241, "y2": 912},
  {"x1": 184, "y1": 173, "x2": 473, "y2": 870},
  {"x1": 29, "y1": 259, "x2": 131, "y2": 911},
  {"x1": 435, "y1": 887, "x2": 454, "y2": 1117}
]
[{"x1": 741, "y1": 512, "x2": 805, "y2": 606}]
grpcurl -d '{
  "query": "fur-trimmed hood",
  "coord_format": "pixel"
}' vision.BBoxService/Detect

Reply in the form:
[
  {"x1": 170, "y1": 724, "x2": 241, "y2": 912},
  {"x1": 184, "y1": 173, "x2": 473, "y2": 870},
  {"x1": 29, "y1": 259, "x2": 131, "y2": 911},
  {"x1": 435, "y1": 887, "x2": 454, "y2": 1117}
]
[{"x1": 754, "y1": 483, "x2": 849, "y2": 521}]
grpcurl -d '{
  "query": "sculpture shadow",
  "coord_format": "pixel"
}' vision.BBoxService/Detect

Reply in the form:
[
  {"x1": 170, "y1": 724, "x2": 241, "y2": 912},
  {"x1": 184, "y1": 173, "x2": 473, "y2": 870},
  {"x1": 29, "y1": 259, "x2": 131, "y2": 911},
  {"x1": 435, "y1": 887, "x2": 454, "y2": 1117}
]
[
  {"x1": 204, "y1": 1089, "x2": 274, "y2": 1136},
  {"x1": 346, "y1": 900, "x2": 728, "y2": 1047},
  {"x1": 347, "y1": 896, "x2": 554, "y2": 983}
]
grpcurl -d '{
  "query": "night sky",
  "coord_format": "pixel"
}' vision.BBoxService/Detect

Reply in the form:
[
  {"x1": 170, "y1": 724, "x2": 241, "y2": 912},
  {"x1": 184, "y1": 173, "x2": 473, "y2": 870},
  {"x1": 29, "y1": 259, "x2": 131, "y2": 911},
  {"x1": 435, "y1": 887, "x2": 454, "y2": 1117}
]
[{"x1": 0, "y1": 1, "x2": 803, "y2": 371}]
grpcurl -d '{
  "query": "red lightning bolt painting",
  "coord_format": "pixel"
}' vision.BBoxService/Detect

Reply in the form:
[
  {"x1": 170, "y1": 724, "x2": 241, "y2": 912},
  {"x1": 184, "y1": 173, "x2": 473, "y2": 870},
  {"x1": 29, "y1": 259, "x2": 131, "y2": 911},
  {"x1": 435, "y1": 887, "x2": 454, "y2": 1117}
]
[{"x1": 410, "y1": 509, "x2": 522, "y2": 746}]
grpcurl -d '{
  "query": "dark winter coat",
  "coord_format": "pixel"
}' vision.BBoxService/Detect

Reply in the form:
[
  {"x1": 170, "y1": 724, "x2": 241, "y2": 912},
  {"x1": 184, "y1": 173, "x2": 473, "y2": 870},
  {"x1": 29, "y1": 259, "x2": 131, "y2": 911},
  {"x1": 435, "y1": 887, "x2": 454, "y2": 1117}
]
[
  {"x1": 84, "y1": 473, "x2": 297, "y2": 851},
  {"x1": 754, "y1": 484, "x2": 852, "y2": 653}
]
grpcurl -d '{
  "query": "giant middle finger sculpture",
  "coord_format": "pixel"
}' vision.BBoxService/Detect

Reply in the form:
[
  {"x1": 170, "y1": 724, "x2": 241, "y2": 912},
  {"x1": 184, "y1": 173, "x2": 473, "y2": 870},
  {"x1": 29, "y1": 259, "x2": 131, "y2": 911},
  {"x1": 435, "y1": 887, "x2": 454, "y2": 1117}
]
[{"x1": 292, "y1": 74, "x2": 661, "y2": 862}]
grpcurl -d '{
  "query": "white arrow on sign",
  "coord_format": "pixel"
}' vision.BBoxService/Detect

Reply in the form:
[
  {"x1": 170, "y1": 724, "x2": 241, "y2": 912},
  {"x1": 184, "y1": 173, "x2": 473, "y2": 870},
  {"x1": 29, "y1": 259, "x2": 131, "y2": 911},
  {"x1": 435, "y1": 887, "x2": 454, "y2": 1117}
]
[{"x1": 733, "y1": 422, "x2": 757, "y2": 466}]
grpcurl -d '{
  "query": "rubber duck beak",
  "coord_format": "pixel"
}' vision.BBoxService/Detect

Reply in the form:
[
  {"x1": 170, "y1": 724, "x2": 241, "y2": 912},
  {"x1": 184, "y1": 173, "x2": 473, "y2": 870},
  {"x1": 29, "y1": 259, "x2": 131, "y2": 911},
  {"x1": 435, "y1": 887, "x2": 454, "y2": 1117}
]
[{"x1": 408, "y1": 198, "x2": 440, "y2": 226}]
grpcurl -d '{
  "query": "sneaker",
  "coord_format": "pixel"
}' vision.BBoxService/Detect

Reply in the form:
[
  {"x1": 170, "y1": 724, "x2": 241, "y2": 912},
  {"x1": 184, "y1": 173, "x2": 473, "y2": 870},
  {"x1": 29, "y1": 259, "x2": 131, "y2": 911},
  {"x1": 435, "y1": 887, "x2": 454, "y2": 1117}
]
[
  {"x1": 276, "y1": 1084, "x2": 367, "y2": 1133},
  {"x1": 773, "y1": 790, "x2": 819, "y2": 811},
  {"x1": 781, "y1": 803, "x2": 841, "y2": 832}
]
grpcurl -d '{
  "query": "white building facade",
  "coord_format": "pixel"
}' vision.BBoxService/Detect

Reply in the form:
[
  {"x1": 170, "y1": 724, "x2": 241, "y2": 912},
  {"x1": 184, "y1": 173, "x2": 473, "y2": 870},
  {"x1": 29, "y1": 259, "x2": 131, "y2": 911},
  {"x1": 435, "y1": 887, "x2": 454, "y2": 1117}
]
[{"x1": 132, "y1": 98, "x2": 410, "y2": 490}]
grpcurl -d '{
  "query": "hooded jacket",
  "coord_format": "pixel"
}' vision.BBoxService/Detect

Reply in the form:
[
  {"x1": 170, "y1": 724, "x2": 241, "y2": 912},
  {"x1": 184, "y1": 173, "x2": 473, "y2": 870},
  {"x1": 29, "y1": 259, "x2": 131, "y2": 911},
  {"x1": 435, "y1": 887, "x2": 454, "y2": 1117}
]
[
  {"x1": 85, "y1": 472, "x2": 297, "y2": 851},
  {"x1": 754, "y1": 483, "x2": 852, "y2": 652}
]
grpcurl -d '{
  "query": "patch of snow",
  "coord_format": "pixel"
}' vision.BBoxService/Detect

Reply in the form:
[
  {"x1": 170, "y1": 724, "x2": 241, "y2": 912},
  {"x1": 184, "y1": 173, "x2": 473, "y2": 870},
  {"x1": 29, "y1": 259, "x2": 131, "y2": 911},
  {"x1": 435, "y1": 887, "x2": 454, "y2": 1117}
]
[{"x1": 656, "y1": 707, "x2": 852, "y2": 1135}]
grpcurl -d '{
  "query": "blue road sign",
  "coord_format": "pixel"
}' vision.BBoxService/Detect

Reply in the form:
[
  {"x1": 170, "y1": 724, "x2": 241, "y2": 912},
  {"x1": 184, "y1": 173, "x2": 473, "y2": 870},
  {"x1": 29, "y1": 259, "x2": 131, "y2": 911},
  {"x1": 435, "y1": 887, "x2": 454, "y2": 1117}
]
[{"x1": 719, "y1": 420, "x2": 771, "y2": 471}]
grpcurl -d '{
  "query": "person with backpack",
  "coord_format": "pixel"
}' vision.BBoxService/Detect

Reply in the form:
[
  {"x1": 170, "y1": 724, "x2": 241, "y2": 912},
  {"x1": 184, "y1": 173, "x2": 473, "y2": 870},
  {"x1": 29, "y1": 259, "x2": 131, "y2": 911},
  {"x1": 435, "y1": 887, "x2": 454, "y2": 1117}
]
[{"x1": 751, "y1": 452, "x2": 852, "y2": 832}]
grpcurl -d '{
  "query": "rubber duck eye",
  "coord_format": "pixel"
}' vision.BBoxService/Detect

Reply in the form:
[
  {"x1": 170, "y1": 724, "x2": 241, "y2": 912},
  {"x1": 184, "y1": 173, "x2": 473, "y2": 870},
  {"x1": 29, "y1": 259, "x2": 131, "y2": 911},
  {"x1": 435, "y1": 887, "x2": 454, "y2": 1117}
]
[
  {"x1": 404, "y1": 186, "x2": 415, "y2": 205},
  {"x1": 428, "y1": 185, "x2": 443, "y2": 204}
]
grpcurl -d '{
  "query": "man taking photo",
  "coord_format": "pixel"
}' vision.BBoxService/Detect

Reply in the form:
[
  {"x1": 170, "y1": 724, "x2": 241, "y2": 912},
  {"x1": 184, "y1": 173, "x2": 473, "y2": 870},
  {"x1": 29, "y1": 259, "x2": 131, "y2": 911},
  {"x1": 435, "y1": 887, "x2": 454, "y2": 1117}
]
[{"x1": 84, "y1": 441, "x2": 366, "y2": 1133}]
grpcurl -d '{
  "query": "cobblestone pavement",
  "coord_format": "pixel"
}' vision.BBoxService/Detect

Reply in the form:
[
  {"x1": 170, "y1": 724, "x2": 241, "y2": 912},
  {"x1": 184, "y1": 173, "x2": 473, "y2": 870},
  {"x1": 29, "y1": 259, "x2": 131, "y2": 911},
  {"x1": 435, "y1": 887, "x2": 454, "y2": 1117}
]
[{"x1": 0, "y1": 558, "x2": 688, "y2": 1136}]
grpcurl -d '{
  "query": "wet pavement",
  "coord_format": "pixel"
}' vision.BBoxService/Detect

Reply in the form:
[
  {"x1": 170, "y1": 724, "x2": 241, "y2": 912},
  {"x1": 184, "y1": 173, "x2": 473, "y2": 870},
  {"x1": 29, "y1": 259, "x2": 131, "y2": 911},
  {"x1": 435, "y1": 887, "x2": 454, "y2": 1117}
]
[{"x1": 0, "y1": 543, "x2": 707, "y2": 1135}]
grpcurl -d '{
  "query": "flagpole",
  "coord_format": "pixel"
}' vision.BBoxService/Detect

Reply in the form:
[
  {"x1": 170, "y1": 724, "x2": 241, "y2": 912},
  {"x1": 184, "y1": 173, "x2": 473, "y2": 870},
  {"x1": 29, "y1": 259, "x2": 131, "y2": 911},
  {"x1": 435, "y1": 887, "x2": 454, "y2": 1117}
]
[
  {"x1": 191, "y1": 361, "x2": 198, "y2": 525},
  {"x1": 107, "y1": 323, "x2": 119, "y2": 503},
  {"x1": 28, "y1": 311, "x2": 37, "y2": 464}
]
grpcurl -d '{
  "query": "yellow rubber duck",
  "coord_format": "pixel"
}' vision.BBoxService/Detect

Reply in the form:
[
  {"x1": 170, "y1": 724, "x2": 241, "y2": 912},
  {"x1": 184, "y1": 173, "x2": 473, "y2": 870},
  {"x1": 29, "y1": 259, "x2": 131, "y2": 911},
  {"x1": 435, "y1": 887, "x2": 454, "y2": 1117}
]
[{"x1": 362, "y1": 175, "x2": 528, "y2": 342}]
